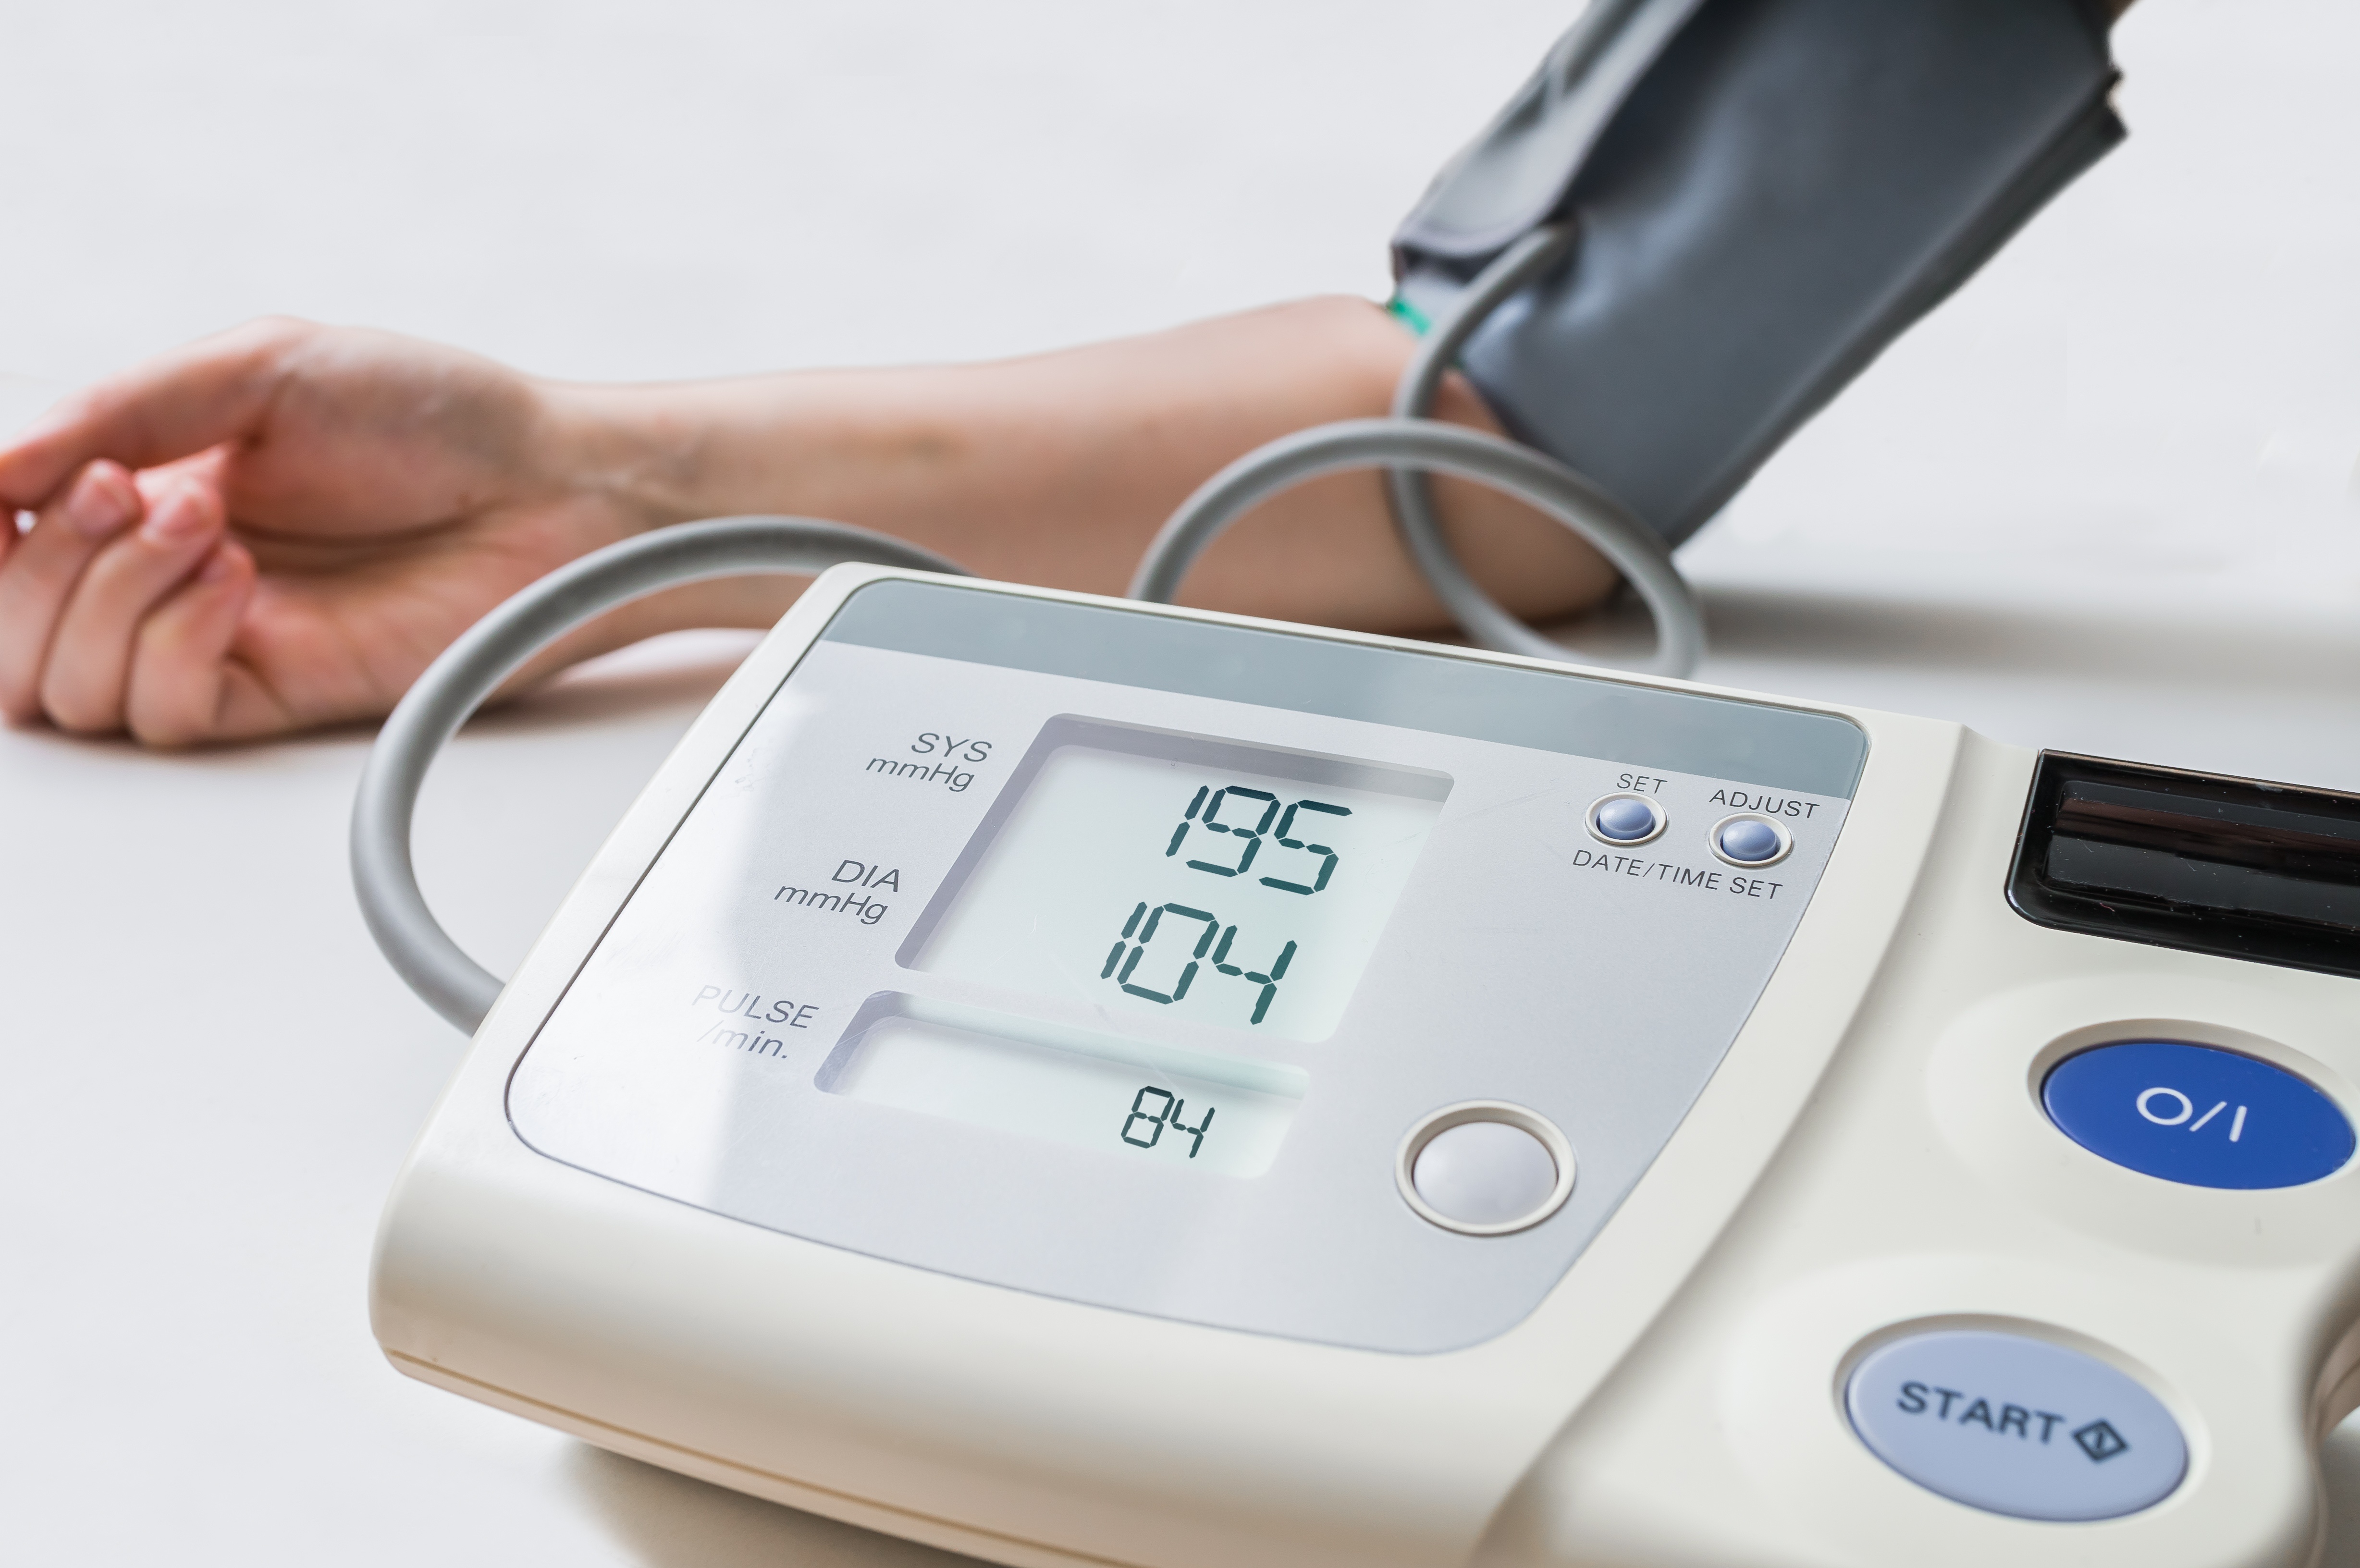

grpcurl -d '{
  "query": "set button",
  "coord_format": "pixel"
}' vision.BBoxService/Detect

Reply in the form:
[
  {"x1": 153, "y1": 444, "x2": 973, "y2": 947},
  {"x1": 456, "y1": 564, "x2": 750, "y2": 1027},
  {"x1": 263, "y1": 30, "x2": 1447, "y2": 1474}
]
[
  {"x1": 1846, "y1": 1329, "x2": 2186, "y2": 1520},
  {"x1": 1586, "y1": 794, "x2": 1666, "y2": 845}
]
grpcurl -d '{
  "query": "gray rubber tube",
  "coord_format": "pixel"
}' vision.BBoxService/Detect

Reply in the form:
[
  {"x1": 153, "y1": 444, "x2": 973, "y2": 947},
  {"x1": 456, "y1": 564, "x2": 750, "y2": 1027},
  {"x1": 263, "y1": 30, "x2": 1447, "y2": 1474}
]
[
  {"x1": 1383, "y1": 223, "x2": 1702, "y2": 666},
  {"x1": 350, "y1": 516, "x2": 968, "y2": 1033},
  {"x1": 1130, "y1": 223, "x2": 1702, "y2": 676},
  {"x1": 1127, "y1": 417, "x2": 1700, "y2": 678}
]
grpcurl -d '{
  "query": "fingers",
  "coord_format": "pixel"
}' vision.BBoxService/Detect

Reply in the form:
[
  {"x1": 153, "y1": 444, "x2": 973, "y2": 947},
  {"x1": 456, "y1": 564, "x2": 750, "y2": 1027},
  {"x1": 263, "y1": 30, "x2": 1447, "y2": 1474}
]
[
  {"x1": 127, "y1": 538, "x2": 265, "y2": 747},
  {"x1": 0, "y1": 317, "x2": 307, "y2": 510},
  {"x1": 0, "y1": 461, "x2": 145, "y2": 722},
  {"x1": 37, "y1": 475, "x2": 231, "y2": 733}
]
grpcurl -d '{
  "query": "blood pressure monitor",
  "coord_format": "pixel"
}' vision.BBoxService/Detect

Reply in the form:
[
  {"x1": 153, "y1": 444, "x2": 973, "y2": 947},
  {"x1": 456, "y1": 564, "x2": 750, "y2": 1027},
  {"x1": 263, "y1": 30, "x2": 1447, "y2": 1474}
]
[{"x1": 371, "y1": 567, "x2": 2360, "y2": 1568}]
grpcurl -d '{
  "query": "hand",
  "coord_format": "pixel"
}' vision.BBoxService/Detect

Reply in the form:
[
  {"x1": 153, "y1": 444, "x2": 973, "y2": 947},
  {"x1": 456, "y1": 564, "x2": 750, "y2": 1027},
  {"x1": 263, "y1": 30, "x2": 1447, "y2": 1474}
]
[{"x1": 0, "y1": 318, "x2": 658, "y2": 745}]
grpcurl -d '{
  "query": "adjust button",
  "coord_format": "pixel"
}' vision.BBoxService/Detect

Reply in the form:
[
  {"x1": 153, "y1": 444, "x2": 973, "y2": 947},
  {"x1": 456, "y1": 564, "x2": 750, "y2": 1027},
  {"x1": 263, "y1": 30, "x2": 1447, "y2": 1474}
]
[
  {"x1": 1709, "y1": 813, "x2": 1791, "y2": 867},
  {"x1": 2043, "y1": 1040, "x2": 2354, "y2": 1189},
  {"x1": 1846, "y1": 1330, "x2": 2186, "y2": 1521}
]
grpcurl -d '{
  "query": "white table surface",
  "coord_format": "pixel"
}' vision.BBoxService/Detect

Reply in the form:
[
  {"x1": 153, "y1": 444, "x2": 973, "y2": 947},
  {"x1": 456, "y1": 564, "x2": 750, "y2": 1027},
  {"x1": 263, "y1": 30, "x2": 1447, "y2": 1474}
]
[{"x1": 5, "y1": 2, "x2": 2358, "y2": 1562}]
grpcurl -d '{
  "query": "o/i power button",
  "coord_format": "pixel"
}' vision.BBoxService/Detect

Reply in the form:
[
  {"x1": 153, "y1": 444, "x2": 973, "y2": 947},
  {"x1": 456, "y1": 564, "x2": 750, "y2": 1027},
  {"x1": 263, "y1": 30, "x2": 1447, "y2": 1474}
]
[{"x1": 2042, "y1": 1039, "x2": 2353, "y2": 1189}]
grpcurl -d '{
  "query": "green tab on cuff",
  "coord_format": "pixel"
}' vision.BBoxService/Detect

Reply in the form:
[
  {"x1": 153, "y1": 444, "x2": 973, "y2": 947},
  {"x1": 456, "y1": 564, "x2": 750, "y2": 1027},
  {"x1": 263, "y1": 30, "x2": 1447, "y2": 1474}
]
[{"x1": 1385, "y1": 294, "x2": 1432, "y2": 336}]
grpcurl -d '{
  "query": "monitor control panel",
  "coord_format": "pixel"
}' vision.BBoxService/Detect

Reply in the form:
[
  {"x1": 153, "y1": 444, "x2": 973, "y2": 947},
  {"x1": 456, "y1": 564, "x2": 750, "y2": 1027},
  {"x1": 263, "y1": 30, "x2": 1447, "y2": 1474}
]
[{"x1": 505, "y1": 579, "x2": 1865, "y2": 1351}]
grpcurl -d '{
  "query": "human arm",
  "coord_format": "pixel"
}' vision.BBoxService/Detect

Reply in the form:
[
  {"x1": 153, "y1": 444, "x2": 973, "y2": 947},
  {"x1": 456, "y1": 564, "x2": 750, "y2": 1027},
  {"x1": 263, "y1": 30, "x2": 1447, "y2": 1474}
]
[{"x1": 0, "y1": 300, "x2": 1614, "y2": 746}]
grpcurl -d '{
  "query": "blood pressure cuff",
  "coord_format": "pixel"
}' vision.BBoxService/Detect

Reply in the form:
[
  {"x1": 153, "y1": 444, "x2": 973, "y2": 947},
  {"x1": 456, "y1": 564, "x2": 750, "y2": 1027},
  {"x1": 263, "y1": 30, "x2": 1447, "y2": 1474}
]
[{"x1": 1392, "y1": 0, "x2": 2123, "y2": 545}]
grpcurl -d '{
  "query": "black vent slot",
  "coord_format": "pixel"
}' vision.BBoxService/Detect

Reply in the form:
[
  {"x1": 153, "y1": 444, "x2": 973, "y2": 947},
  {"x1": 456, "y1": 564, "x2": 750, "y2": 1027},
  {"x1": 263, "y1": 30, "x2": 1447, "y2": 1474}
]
[{"x1": 2008, "y1": 752, "x2": 2360, "y2": 979}]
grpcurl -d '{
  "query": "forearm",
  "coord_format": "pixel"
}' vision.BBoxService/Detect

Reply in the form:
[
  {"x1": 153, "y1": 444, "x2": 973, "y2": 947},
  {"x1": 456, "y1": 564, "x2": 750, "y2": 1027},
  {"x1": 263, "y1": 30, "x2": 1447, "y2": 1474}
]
[{"x1": 543, "y1": 297, "x2": 1615, "y2": 653}]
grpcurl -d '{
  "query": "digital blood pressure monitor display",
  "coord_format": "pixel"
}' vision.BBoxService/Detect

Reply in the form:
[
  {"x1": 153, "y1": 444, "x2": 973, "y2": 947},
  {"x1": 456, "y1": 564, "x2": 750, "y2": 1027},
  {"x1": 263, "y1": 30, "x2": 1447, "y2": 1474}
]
[
  {"x1": 909, "y1": 729, "x2": 1446, "y2": 1042},
  {"x1": 838, "y1": 722, "x2": 1447, "y2": 1177},
  {"x1": 506, "y1": 580, "x2": 1866, "y2": 1350}
]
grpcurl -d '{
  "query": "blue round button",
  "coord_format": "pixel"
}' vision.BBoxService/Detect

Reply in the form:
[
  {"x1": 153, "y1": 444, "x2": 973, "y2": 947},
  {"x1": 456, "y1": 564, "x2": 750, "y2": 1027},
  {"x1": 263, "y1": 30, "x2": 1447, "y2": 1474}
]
[
  {"x1": 2043, "y1": 1041, "x2": 2353, "y2": 1189},
  {"x1": 1846, "y1": 1329, "x2": 2186, "y2": 1521},
  {"x1": 1713, "y1": 816, "x2": 1787, "y2": 865},
  {"x1": 1589, "y1": 796, "x2": 1661, "y2": 843}
]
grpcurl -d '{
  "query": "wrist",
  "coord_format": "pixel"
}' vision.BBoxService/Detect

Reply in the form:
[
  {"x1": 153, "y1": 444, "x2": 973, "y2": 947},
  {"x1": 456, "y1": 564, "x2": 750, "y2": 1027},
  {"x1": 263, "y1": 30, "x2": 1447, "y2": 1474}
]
[
  {"x1": 521, "y1": 378, "x2": 821, "y2": 647},
  {"x1": 535, "y1": 380, "x2": 734, "y2": 536}
]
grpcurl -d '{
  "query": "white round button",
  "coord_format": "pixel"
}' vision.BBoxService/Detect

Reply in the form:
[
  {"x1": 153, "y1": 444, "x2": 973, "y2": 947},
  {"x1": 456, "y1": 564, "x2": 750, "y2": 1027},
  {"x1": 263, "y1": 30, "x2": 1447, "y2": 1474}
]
[
  {"x1": 1397, "y1": 1104, "x2": 1574, "y2": 1234},
  {"x1": 1413, "y1": 1121, "x2": 1557, "y2": 1226}
]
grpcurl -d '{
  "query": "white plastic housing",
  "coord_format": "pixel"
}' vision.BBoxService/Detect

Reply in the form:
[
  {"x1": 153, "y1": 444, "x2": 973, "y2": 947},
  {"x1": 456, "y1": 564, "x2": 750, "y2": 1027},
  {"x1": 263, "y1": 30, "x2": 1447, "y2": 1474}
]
[{"x1": 372, "y1": 566, "x2": 2360, "y2": 1568}]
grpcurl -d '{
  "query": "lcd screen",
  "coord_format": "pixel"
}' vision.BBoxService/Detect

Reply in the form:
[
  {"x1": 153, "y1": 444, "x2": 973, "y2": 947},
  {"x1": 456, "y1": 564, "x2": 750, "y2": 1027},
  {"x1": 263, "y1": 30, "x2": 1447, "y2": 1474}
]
[
  {"x1": 820, "y1": 995, "x2": 1308, "y2": 1177},
  {"x1": 903, "y1": 718, "x2": 1450, "y2": 1041}
]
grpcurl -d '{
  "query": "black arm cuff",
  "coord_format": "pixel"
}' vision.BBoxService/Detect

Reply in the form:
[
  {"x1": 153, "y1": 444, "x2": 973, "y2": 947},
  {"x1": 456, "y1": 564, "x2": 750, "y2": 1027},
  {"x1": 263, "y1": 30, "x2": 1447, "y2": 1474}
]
[{"x1": 1393, "y1": 0, "x2": 2122, "y2": 545}]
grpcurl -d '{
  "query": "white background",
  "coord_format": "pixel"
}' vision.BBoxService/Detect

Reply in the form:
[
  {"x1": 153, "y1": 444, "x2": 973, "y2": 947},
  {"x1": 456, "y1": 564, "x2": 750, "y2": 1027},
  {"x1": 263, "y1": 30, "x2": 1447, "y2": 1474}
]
[{"x1": 2, "y1": 1, "x2": 2357, "y2": 1563}]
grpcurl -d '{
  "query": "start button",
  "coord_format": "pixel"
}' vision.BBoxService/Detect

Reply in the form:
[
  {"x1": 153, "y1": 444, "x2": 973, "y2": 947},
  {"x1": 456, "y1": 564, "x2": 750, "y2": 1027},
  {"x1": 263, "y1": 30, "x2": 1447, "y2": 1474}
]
[{"x1": 1845, "y1": 1329, "x2": 2186, "y2": 1521}]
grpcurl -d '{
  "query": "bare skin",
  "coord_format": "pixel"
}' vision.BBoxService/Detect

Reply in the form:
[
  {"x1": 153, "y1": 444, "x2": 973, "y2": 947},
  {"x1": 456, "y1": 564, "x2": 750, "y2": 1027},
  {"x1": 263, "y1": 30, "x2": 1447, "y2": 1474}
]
[{"x1": 0, "y1": 299, "x2": 1614, "y2": 746}]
